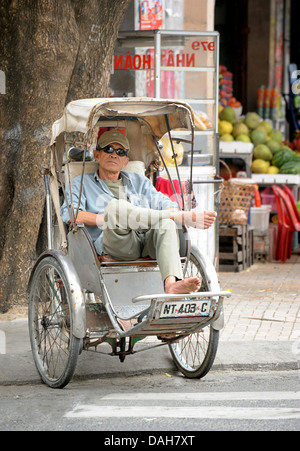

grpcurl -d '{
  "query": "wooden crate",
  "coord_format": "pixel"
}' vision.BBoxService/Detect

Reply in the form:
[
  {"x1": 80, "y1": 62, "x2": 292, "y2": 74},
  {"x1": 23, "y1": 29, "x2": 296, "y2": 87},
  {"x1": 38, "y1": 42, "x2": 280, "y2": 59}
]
[{"x1": 219, "y1": 224, "x2": 254, "y2": 272}]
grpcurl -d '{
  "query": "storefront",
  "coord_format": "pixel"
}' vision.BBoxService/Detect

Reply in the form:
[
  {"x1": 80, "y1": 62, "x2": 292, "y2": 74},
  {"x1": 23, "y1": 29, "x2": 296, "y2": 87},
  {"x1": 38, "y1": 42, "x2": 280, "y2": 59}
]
[
  {"x1": 110, "y1": 28, "x2": 221, "y2": 263},
  {"x1": 110, "y1": 0, "x2": 300, "y2": 268}
]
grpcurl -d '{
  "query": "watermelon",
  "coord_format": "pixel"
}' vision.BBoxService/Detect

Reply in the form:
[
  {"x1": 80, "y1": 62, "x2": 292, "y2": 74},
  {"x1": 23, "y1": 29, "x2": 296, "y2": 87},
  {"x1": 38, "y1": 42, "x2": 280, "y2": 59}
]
[
  {"x1": 272, "y1": 148, "x2": 294, "y2": 167},
  {"x1": 293, "y1": 152, "x2": 300, "y2": 162},
  {"x1": 279, "y1": 161, "x2": 300, "y2": 174}
]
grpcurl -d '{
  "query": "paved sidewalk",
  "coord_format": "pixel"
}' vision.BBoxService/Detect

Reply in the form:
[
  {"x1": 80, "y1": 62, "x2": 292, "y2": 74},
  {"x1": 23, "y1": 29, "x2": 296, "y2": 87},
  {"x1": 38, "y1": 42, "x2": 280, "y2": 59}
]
[
  {"x1": 0, "y1": 255, "x2": 299, "y2": 385},
  {"x1": 219, "y1": 255, "x2": 300, "y2": 343}
]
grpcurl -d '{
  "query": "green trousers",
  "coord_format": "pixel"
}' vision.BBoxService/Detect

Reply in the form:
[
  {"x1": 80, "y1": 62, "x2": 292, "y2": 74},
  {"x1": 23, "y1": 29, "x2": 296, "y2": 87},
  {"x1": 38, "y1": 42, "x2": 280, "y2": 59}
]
[{"x1": 102, "y1": 198, "x2": 183, "y2": 283}]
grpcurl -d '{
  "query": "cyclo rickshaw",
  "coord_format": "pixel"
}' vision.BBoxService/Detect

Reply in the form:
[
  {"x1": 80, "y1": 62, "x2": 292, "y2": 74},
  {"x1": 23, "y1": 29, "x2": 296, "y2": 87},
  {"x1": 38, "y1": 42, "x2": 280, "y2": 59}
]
[{"x1": 28, "y1": 97, "x2": 231, "y2": 388}]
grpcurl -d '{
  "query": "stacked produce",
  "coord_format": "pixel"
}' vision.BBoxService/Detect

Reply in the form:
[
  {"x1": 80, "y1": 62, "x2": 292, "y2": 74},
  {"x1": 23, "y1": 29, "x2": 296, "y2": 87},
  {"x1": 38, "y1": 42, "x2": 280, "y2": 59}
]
[
  {"x1": 218, "y1": 106, "x2": 300, "y2": 175},
  {"x1": 219, "y1": 66, "x2": 241, "y2": 109},
  {"x1": 251, "y1": 127, "x2": 300, "y2": 175},
  {"x1": 284, "y1": 130, "x2": 300, "y2": 152}
]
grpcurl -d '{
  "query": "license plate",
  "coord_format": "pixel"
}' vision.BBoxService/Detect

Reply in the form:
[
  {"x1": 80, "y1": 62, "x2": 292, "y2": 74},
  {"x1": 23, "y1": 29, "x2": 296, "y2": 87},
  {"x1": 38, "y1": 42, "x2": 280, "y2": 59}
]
[{"x1": 160, "y1": 299, "x2": 212, "y2": 318}]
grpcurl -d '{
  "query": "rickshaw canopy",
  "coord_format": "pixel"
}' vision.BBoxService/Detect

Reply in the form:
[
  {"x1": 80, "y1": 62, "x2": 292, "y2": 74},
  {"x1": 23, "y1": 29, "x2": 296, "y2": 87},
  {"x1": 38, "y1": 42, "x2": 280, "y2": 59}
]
[{"x1": 50, "y1": 97, "x2": 195, "y2": 147}]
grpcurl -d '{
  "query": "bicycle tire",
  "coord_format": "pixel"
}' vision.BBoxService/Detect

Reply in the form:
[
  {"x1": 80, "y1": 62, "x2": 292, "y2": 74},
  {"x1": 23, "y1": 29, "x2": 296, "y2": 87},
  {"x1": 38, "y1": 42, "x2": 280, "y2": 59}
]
[
  {"x1": 169, "y1": 249, "x2": 219, "y2": 379},
  {"x1": 28, "y1": 256, "x2": 81, "y2": 388}
]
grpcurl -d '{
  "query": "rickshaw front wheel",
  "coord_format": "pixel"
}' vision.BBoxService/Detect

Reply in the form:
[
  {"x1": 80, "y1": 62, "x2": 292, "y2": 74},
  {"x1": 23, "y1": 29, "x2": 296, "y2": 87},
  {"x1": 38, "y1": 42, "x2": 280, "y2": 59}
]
[
  {"x1": 28, "y1": 256, "x2": 81, "y2": 388},
  {"x1": 169, "y1": 250, "x2": 219, "y2": 379}
]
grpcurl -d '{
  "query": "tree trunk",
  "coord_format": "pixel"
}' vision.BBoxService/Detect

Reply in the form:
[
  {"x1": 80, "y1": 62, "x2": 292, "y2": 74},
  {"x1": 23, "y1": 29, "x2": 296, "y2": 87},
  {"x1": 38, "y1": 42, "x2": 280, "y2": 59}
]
[{"x1": 0, "y1": 0, "x2": 131, "y2": 312}]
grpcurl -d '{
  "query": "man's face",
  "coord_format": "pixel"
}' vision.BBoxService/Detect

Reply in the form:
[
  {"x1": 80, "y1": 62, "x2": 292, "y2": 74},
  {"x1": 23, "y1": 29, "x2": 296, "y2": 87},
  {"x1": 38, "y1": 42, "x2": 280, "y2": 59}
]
[{"x1": 94, "y1": 142, "x2": 129, "y2": 178}]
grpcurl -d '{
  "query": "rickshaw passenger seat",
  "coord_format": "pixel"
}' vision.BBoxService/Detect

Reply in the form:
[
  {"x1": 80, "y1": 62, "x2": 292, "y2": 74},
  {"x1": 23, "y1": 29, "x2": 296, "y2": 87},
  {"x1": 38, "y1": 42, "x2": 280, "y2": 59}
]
[
  {"x1": 98, "y1": 227, "x2": 189, "y2": 266},
  {"x1": 99, "y1": 254, "x2": 158, "y2": 266}
]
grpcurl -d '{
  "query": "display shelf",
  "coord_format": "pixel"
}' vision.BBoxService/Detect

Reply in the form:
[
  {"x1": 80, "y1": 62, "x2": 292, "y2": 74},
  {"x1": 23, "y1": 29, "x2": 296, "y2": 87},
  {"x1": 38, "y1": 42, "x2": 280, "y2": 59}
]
[
  {"x1": 251, "y1": 173, "x2": 300, "y2": 206},
  {"x1": 251, "y1": 173, "x2": 300, "y2": 185},
  {"x1": 112, "y1": 29, "x2": 220, "y2": 263},
  {"x1": 219, "y1": 141, "x2": 254, "y2": 177},
  {"x1": 219, "y1": 141, "x2": 254, "y2": 154}
]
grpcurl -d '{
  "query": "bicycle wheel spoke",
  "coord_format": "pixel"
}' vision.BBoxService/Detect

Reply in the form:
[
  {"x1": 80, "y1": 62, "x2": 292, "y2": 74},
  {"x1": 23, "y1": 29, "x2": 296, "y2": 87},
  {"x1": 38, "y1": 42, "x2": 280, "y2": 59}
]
[
  {"x1": 169, "y1": 249, "x2": 219, "y2": 378},
  {"x1": 28, "y1": 256, "x2": 80, "y2": 388}
]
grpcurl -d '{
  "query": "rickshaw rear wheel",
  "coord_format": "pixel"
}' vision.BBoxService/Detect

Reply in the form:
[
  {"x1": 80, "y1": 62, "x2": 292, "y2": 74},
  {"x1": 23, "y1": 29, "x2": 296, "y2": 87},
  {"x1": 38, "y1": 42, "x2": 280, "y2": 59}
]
[
  {"x1": 169, "y1": 250, "x2": 219, "y2": 379},
  {"x1": 28, "y1": 256, "x2": 81, "y2": 388}
]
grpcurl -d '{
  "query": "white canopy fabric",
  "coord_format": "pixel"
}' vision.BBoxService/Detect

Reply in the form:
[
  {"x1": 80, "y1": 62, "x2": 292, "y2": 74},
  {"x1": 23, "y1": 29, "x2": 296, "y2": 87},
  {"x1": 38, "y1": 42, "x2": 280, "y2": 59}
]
[
  {"x1": 50, "y1": 97, "x2": 195, "y2": 146},
  {"x1": 49, "y1": 97, "x2": 195, "y2": 251}
]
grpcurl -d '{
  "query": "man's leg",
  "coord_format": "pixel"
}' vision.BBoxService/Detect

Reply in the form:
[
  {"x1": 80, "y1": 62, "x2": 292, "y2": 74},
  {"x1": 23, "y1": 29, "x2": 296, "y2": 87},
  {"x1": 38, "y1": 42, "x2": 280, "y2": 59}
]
[
  {"x1": 102, "y1": 198, "x2": 170, "y2": 260},
  {"x1": 141, "y1": 219, "x2": 200, "y2": 293},
  {"x1": 102, "y1": 199, "x2": 200, "y2": 293},
  {"x1": 141, "y1": 218, "x2": 183, "y2": 281}
]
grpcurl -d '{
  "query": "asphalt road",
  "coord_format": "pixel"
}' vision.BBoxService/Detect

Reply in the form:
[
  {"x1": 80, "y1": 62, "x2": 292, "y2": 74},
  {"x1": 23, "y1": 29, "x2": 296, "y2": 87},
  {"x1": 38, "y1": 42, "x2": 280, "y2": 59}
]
[{"x1": 0, "y1": 369, "x2": 299, "y2": 432}]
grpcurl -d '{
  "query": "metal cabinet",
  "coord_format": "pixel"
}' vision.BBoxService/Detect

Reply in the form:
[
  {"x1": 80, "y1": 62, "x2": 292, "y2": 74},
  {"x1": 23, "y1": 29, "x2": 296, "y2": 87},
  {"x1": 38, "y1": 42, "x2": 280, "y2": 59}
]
[{"x1": 111, "y1": 30, "x2": 221, "y2": 263}]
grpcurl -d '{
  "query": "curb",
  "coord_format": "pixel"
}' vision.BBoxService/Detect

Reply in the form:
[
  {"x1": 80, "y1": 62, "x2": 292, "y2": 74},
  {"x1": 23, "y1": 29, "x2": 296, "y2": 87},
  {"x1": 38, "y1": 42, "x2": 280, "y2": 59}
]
[{"x1": 0, "y1": 338, "x2": 298, "y2": 387}]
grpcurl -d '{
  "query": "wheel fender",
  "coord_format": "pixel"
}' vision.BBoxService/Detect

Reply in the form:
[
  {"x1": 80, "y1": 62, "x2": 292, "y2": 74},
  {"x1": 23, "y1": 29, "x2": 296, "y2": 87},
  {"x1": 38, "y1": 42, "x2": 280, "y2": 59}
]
[
  {"x1": 190, "y1": 245, "x2": 224, "y2": 330},
  {"x1": 29, "y1": 250, "x2": 86, "y2": 339}
]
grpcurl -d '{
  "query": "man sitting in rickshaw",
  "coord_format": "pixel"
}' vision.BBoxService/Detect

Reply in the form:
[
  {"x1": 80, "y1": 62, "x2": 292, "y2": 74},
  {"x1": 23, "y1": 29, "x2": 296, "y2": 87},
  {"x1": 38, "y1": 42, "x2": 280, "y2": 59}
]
[{"x1": 61, "y1": 129, "x2": 217, "y2": 295}]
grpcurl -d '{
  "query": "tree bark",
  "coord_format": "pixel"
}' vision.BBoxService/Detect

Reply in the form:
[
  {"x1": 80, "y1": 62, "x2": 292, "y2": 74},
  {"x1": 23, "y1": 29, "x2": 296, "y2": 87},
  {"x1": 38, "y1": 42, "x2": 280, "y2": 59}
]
[{"x1": 0, "y1": 0, "x2": 131, "y2": 312}]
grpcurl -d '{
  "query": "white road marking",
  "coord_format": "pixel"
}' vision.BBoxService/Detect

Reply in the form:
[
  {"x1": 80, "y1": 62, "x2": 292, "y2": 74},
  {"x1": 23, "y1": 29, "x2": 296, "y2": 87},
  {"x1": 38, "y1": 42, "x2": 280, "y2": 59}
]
[
  {"x1": 65, "y1": 405, "x2": 300, "y2": 420},
  {"x1": 64, "y1": 391, "x2": 300, "y2": 420},
  {"x1": 102, "y1": 392, "x2": 300, "y2": 401}
]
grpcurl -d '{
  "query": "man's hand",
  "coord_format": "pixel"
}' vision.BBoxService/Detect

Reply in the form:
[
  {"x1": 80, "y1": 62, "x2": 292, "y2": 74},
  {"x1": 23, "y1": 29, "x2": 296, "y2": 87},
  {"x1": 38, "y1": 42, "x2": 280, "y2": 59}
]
[
  {"x1": 170, "y1": 210, "x2": 217, "y2": 229},
  {"x1": 76, "y1": 211, "x2": 104, "y2": 227}
]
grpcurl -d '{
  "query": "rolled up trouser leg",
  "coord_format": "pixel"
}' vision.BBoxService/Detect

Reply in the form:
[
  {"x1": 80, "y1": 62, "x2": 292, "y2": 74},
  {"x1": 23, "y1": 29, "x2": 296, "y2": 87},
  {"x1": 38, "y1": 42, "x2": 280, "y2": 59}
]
[
  {"x1": 102, "y1": 198, "x2": 171, "y2": 261},
  {"x1": 142, "y1": 218, "x2": 183, "y2": 282}
]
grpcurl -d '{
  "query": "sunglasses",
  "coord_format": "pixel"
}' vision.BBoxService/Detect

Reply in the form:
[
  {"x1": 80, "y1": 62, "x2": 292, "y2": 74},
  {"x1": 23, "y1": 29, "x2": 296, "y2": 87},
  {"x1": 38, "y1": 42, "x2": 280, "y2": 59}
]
[{"x1": 98, "y1": 145, "x2": 129, "y2": 157}]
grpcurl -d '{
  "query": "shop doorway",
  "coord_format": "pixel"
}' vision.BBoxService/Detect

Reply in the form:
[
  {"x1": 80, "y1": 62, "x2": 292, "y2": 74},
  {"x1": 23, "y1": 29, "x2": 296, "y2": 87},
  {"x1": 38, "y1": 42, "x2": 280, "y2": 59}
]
[{"x1": 215, "y1": 0, "x2": 249, "y2": 109}]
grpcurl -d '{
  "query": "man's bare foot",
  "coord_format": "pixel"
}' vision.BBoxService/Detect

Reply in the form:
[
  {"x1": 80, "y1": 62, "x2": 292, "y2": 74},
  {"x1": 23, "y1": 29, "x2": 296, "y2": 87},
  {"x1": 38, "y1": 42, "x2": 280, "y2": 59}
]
[{"x1": 165, "y1": 276, "x2": 201, "y2": 294}]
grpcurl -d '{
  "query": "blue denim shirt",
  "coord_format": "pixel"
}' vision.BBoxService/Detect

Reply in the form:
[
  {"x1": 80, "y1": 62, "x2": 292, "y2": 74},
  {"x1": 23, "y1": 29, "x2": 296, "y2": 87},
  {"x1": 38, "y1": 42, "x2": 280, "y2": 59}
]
[{"x1": 60, "y1": 170, "x2": 178, "y2": 254}]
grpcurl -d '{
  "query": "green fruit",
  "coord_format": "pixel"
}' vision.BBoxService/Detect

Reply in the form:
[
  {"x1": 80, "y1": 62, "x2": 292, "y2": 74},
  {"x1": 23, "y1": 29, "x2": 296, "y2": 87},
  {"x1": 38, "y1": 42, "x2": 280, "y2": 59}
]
[
  {"x1": 293, "y1": 152, "x2": 300, "y2": 161},
  {"x1": 219, "y1": 120, "x2": 233, "y2": 135},
  {"x1": 272, "y1": 148, "x2": 294, "y2": 167},
  {"x1": 269, "y1": 129, "x2": 283, "y2": 143},
  {"x1": 235, "y1": 134, "x2": 251, "y2": 143},
  {"x1": 233, "y1": 118, "x2": 244, "y2": 125},
  {"x1": 266, "y1": 139, "x2": 281, "y2": 154},
  {"x1": 220, "y1": 107, "x2": 236, "y2": 124},
  {"x1": 253, "y1": 144, "x2": 273, "y2": 161},
  {"x1": 256, "y1": 123, "x2": 269, "y2": 134},
  {"x1": 280, "y1": 145, "x2": 293, "y2": 152},
  {"x1": 252, "y1": 159, "x2": 270, "y2": 173},
  {"x1": 220, "y1": 133, "x2": 234, "y2": 142},
  {"x1": 260, "y1": 121, "x2": 272, "y2": 134},
  {"x1": 244, "y1": 112, "x2": 261, "y2": 129},
  {"x1": 279, "y1": 161, "x2": 300, "y2": 174},
  {"x1": 268, "y1": 166, "x2": 280, "y2": 174},
  {"x1": 232, "y1": 122, "x2": 249, "y2": 137},
  {"x1": 250, "y1": 129, "x2": 267, "y2": 146}
]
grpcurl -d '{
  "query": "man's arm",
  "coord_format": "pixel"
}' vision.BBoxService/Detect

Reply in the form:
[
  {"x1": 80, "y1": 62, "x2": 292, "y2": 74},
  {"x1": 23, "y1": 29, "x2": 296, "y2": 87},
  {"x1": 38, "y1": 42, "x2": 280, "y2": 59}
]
[
  {"x1": 169, "y1": 210, "x2": 217, "y2": 230},
  {"x1": 76, "y1": 210, "x2": 104, "y2": 227},
  {"x1": 76, "y1": 207, "x2": 216, "y2": 230}
]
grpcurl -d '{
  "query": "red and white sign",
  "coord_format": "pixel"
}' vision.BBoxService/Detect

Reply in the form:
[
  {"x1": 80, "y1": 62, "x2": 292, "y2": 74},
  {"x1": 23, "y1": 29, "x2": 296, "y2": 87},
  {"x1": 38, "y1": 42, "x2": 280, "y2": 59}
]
[{"x1": 139, "y1": 0, "x2": 163, "y2": 30}]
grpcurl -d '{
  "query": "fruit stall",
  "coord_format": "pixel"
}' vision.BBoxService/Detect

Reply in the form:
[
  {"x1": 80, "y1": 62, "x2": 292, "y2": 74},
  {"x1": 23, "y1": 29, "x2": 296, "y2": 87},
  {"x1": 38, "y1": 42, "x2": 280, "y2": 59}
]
[
  {"x1": 111, "y1": 29, "x2": 221, "y2": 264},
  {"x1": 218, "y1": 100, "x2": 300, "y2": 269},
  {"x1": 110, "y1": 34, "x2": 299, "y2": 269}
]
